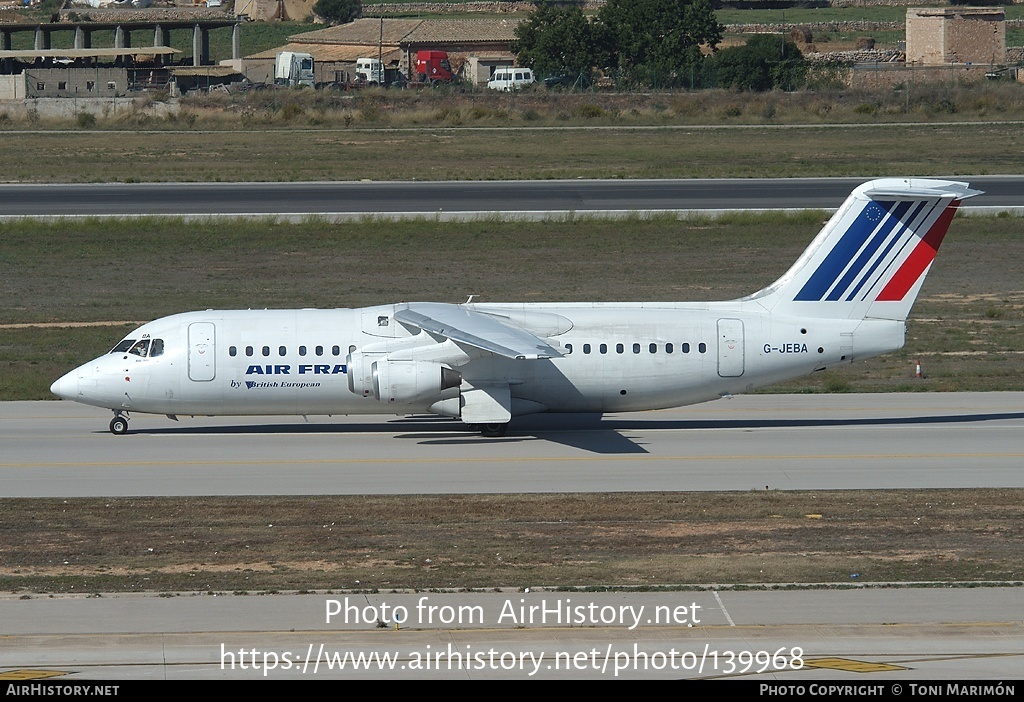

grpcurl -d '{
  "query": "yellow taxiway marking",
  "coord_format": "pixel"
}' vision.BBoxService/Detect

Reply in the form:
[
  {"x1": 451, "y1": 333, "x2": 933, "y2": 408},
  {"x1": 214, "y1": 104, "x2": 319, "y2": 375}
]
[
  {"x1": 804, "y1": 657, "x2": 907, "y2": 673},
  {"x1": 0, "y1": 669, "x2": 69, "y2": 680}
]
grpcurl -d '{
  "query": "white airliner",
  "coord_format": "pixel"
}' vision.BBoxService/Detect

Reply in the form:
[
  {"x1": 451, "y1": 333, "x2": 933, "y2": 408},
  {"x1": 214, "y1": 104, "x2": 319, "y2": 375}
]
[{"x1": 51, "y1": 178, "x2": 979, "y2": 437}]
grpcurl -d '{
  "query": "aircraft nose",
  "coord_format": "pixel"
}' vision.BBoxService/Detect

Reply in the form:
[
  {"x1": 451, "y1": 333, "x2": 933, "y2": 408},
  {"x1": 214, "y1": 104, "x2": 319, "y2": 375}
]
[{"x1": 50, "y1": 371, "x2": 79, "y2": 400}]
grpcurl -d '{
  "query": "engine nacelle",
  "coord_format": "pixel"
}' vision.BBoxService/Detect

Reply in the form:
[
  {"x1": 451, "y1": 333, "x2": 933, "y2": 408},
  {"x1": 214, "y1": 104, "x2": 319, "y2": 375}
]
[
  {"x1": 346, "y1": 350, "x2": 382, "y2": 397},
  {"x1": 372, "y1": 360, "x2": 462, "y2": 404}
]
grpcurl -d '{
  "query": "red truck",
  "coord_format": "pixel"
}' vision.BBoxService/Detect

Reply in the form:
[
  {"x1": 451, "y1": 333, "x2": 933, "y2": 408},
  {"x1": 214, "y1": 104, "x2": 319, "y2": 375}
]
[{"x1": 415, "y1": 50, "x2": 457, "y2": 84}]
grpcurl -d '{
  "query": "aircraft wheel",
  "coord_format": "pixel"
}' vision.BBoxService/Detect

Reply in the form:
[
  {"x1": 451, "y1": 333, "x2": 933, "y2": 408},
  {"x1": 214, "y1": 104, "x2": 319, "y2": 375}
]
[
  {"x1": 109, "y1": 416, "x2": 129, "y2": 435},
  {"x1": 480, "y1": 423, "x2": 508, "y2": 438}
]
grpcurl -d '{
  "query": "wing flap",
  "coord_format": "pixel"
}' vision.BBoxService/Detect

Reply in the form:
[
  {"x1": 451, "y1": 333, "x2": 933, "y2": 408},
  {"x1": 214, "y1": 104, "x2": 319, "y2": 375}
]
[
  {"x1": 394, "y1": 303, "x2": 563, "y2": 360},
  {"x1": 460, "y1": 382, "x2": 513, "y2": 424}
]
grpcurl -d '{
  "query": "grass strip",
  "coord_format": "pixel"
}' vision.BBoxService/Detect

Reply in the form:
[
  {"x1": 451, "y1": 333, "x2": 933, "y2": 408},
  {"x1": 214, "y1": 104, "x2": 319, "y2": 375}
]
[
  {"x1": 2, "y1": 490, "x2": 1021, "y2": 593},
  {"x1": 2, "y1": 213, "x2": 1021, "y2": 400}
]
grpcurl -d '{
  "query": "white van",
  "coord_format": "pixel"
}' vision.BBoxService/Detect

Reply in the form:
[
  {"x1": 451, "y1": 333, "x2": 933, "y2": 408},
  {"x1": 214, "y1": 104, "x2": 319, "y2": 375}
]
[{"x1": 487, "y1": 67, "x2": 535, "y2": 91}]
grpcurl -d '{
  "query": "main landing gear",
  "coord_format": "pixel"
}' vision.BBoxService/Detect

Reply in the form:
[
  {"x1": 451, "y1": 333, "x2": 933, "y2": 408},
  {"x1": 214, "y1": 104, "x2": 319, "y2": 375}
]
[
  {"x1": 464, "y1": 422, "x2": 509, "y2": 437},
  {"x1": 109, "y1": 412, "x2": 129, "y2": 435},
  {"x1": 479, "y1": 423, "x2": 509, "y2": 438}
]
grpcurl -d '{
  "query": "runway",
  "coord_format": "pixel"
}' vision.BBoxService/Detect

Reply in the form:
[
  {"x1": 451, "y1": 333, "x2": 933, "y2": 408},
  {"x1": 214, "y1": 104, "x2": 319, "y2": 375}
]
[
  {"x1": 3, "y1": 393, "x2": 1023, "y2": 497},
  {"x1": 0, "y1": 176, "x2": 1021, "y2": 219}
]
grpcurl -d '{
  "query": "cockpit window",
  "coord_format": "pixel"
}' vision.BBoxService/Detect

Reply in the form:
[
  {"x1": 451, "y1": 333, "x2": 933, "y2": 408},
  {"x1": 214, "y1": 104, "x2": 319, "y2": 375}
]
[{"x1": 111, "y1": 337, "x2": 164, "y2": 357}]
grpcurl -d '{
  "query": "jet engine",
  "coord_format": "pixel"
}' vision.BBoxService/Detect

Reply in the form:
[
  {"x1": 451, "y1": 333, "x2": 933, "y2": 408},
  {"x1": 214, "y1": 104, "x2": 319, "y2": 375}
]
[
  {"x1": 347, "y1": 351, "x2": 461, "y2": 403},
  {"x1": 372, "y1": 360, "x2": 462, "y2": 404},
  {"x1": 346, "y1": 350, "x2": 378, "y2": 397}
]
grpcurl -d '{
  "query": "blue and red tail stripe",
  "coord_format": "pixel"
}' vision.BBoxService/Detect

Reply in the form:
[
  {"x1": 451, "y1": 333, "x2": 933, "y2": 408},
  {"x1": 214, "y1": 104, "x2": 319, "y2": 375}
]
[
  {"x1": 875, "y1": 200, "x2": 959, "y2": 302},
  {"x1": 793, "y1": 197, "x2": 958, "y2": 304},
  {"x1": 842, "y1": 200, "x2": 930, "y2": 302}
]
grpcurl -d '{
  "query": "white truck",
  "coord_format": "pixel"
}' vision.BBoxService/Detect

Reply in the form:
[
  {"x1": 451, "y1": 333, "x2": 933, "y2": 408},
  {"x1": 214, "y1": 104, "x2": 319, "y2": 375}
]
[
  {"x1": 275, "y1": 51, "x2": 315, "y2": 88},
  {"x1": 355, "y1": 58, "x2": 385, "y2": 85}
]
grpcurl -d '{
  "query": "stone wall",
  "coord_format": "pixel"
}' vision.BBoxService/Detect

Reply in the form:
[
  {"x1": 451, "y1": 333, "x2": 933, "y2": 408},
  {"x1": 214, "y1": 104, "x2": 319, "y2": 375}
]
[
  {"x1": 829, "y1": 0, "x2": 941, "y2": 5},
  {"x1": 806, "y1": 48, "x2": 903, "y2": 63},
  {"x1": 728, "y1": 21, "x2": 902, "y2": 33},
  {"x1": 58, "y1": 7, "x2": 231, "y2": 22},
  {"x1": 847, "y1": 60, "x2": 1005, "y2": 89},
  {"x1": 363, "y1": 1, "x2": 604, "y2": 15},
  {"x1": 0, "y1": 96, "x2": 178, "y2": 118}
]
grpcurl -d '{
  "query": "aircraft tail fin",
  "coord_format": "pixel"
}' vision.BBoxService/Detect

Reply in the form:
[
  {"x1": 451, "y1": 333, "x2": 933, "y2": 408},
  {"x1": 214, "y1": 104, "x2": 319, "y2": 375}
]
[{"x1": 747, "y1": 178, "x2": 980, "y2": 321}]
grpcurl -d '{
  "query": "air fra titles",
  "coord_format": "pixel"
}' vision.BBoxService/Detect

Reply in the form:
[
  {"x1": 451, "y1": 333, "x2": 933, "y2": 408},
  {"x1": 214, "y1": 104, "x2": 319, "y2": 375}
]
[{"x1": 246, "y1": 364, "x2": 346, "y2": 375}]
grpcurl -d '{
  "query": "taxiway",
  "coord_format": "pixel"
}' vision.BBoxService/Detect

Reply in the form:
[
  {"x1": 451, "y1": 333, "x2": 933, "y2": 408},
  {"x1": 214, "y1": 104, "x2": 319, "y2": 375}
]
[{"x1": 3, "y1": 393, "x2": 1023, "y2": 497}]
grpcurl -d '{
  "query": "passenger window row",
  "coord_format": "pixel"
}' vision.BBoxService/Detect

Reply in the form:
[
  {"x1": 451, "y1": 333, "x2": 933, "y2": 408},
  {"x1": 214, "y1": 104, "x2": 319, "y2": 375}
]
[
  {"x1": 228, "y1": 344, "x2": 344, "y2": 358},
  {"x1": 563, "y1": 342, "x2": 707, "y2": 355}
]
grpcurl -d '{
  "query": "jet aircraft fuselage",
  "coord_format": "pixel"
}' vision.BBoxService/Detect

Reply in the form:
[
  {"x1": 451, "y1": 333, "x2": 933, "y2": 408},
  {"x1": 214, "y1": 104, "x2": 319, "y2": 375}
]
[{"x1": 50, "y1": 179, "x2": 979, "y2": 436}]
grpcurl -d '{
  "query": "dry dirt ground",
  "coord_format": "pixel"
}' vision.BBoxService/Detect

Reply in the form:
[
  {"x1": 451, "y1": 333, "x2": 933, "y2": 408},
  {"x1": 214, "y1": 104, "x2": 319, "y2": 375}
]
[{"x1": 2, "y1": 490, "x2": 1021, "y2": 593}]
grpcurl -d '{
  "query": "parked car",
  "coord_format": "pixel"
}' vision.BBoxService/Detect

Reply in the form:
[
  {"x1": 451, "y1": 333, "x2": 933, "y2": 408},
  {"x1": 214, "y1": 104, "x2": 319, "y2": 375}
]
[
  {"x1": 487, "y1": 67, "x2": 535, "y2": 91},
  {"x1": 543, "y1": 73, "x2": 592, "y2": 89}
]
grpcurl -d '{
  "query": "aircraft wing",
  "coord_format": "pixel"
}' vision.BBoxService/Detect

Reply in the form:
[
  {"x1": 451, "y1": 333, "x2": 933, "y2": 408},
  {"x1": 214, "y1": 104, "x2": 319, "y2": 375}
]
[{"x1": 394, "y1": 303, "x2": 564, "y2": 360}]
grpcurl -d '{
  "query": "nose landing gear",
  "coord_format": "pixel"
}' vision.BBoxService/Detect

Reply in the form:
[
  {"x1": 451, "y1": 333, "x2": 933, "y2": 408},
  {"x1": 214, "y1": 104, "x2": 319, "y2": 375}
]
[{"x1": 109, "y1": 412, "x2": 129, "y2": 435}]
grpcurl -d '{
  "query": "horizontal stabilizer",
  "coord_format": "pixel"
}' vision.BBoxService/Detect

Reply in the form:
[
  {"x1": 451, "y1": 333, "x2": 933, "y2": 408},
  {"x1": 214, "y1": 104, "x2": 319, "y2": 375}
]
[{"x1": 859, "y1": 181, "x2": 982, "y2": 201}]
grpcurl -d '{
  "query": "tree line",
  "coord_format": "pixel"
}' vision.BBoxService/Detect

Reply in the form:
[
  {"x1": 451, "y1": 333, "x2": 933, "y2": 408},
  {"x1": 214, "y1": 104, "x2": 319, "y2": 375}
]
[{"x1": 513, "y1": 0, "x2": 808, "y2": 90}]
